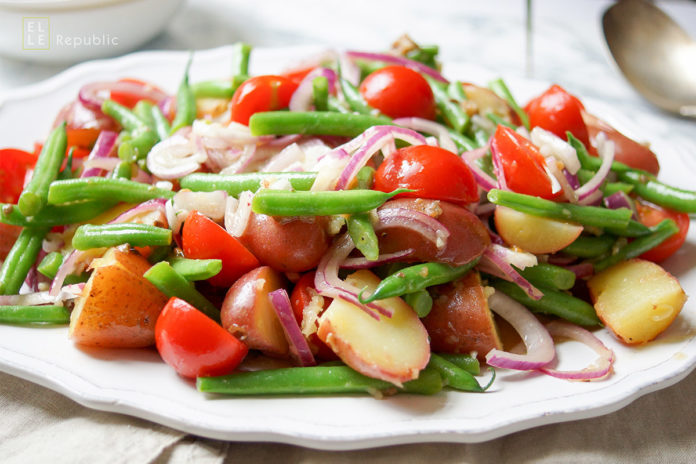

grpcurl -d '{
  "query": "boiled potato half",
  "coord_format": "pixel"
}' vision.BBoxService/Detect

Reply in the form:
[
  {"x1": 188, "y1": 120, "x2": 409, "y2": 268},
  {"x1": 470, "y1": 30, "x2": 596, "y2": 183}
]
[
  {"x1": 588, "y1": 259, "x2": 687, "y2": 344},
  {"x1": 494, "y1": 205, "x2": 583, "y2": 255}
]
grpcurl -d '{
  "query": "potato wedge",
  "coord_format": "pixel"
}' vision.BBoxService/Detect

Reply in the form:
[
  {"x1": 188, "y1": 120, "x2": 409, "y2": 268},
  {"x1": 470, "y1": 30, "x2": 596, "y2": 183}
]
[
  {"x1": 588, "y1": 259, "x2": 687, "y2": 344},
  {"x1": 317, "y1": 270, "x2": 430, "y2": 386},
  {"x1": 69, "y1": 248, "x2": 168, "y2": 348},
  {"x1": 494, "y1": 205, "x2": 583, "y2": 254}
]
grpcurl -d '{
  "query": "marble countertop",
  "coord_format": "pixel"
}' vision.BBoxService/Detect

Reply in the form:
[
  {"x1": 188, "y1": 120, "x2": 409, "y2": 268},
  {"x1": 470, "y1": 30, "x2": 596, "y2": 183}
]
[{"x1": 1, "y1": 1, "x2": 696, "y2": 462}]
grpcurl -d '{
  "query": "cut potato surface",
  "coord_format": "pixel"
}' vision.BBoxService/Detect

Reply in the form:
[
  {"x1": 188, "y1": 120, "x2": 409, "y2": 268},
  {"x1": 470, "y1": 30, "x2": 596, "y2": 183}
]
[
  {"x1": 588, "y1": 259, "x2": 687, "y2": 344},
  {"x1": 494, "y1": 205, "x2": 583, "y2": 255},
  {"x1": 317, "y1": 270, "x2": 430, "y2": 386}
]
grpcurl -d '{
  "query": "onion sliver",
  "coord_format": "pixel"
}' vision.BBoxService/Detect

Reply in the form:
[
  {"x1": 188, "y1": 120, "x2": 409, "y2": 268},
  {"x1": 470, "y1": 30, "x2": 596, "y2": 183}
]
[
  {"x1": 376, "y1": 206, "x2": 450, "y2": 250},
  {"x1": 81, "y1": 130, "x2": 117, "y2": 178},
  {"x1": 393, "y1": 117, "x2": 457, "y2": 153},
  {"x1": 79, "y1": 81, "x2": 168, "y2": 111},
  {"x1": 478, "y1": 246, "x2": 543, "y2": 300},
  {"x1": 341, "y1": 249, "x2": 415, "y2": 269},
  {"x1": 485, "y1": 291, "x2": 556, "y2": 370},
  {"x1": 575, "y1": 131, "x2": 614, "y2": 200},
  {"x1": 269, "y1": 288, "x2": 317, "y2": 367},
  {"x1": 345, "y1": 50, "x2": 448, "y2": 83},
  {"x1": 147, "y1": 135, "x2": 205, "y2": 180},
  {"x1": 539, "y1": 321, "x2": 614, "y2": 381},
  {"x1": 462, "y1": 146, "x2": 498, "y2": 191}
]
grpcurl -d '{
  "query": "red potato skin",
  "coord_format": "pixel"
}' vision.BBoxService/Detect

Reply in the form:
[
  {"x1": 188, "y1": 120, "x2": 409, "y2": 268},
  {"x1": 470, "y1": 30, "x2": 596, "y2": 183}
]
[
  {"x1": 423, "y1": 271, "x2": 503, "y2": 361},
  {"x1": 376, "y1": 198, "x2": 491, "y2": 265},
  {"x1": 582, "y1": 111, "x2": 660, "y2": 175},
  {"x1": 239, "y1": 213, "x2": 330, "y2": 273},
  {"x1": 220, "y1": 266, "x2": 289, "y2": 357}
]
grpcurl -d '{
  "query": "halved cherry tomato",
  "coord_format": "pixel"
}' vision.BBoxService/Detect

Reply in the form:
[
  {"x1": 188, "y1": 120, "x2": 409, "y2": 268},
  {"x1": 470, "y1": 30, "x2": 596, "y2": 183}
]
[
  {"x1": 182, "y1": 211, "x2": 260, "y2": 287},
  {"x1": 0, "y1": 223, "x2": 22, "y2": 260},
  {"x1": 0, "y1": 148, "x2": 36, "y2": 204},
  {"x1": 490, "y1": 125, "x2": 559, "y2": 200},
  {"x1": 374, "y1": 145, "x2": 478, "y2": 205},
  {"x1": 229, "y1": 75, "x2": 298, "y2": 125},
  {"x1": 281, "y1": 66, "x2": 316, "y2": 86},
  {"x1": 525, "y1": 84, "x2": 590, "y2": 148},
  {"x1": 635, "y1": 201, "x2": 690, "y2": 263},
  {"x1": 110, "y1": 77, "x2": 163, "y2": 109},
  {"x1": 359, "y1": 65, "x2": 436, "y2": 119},
  {"x1": 155, "y1": 297, "x2": 248, "y2": 378},
  {"x1": 66, "y1": 128, "x2": 100, "y2": 152},
  {"x1": 290, "y1": 272, "x2": 337, "y2": 361}
]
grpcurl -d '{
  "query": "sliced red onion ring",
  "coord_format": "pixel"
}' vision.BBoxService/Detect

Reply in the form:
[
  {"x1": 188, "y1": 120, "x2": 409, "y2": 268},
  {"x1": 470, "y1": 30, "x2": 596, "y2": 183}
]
[
  {"x1": 314, "y1": 232, "x2": 392, "y2": 319},
  {"x1": 478, "y1": 246, "x2": 543, "y2": 300},
  {"x1": 575, "y1": 131, "x2": 615, "y2": 200},
  {"x1": 604, "y1": 190, "x2": 637, "y2": 219},
  {"x1": 545, "y1": 156, "x2": 578, "y2": 203},
  {"x1": 225, "y1": 191, "x2": 253, "y2": 237},
  {"x1": 334, "y1": 126, "x2": 426, "y2": 190},
  {"x1": 220, "y1": 144, "x2": 257, "y2": 174},
  {"x1": 341, "y1": 249, "x2": 415, "y2": 269},
  {"x1": 173, "y1": 190, "x2": 227, "y2": 223},
  {"x1": 345, "y1": 50, "x2": 448, "y2": 83},
  {"x1": 489, "y1": 141, "x2": 510, "y2": 191},
  {"x1": 81, "y1": 130, "x2": 117, "y2": 178},
  {"x1": 376, "y1": 206, "x2": 450, "y2": 250},
  {"x1": 339, "y1": 52, "x2": 361, "y2": 86},
  {"x1": 81, "y1": 157, "x2": 121, "y2": 173},
  {"x1": 146, "y1": 135, "x2": 205, "y2": 180},
  {"x1": 531, "y1": 127, "x2": 581, "y2": 174},
  {"x1": 393, "y1": 117, "x2": 457, "y2": 153},
  {"x1": 485, "y1": 291, "x2": 556, "y2": 370},
  {"x1": 50, "y1": 249, "x2": 85, "y2": 296},
  {"x1": 539, "y1": 320, "x2": 614, "y2": 380},
  {"x1": 111, "y1": 198, "x2": 168, "y2": 225},
  {"x1": 158, "y1": 96, "x2": 175, "y2": 120},
  {"x1": 79, "y1": 81, "x2": 168, "y2": 112},
  {"x1": 462, "y1": 146, "x2": 498, "y2": 191},
  {"x1": 269, "y1": 288, "x2": 317, "y2": 367},
  {"x1": 289, "y1": 67, "x2": 338, "y2": 112},
  {"x1": 564, "y1": 262, "x2": 595, "y2": 279},
  {"x1": 0, "y1": 284, "x2": 84, "y2": 306}
]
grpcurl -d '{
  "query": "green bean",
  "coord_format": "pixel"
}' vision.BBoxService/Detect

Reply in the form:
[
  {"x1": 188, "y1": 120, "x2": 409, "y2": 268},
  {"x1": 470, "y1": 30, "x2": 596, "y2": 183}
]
[
  {"x1": 37, "y1": 252, "x2": 63, "y2": 279},
  {"x1": 567, "y1": 133, "x2": 632, "y2": 174},
  {"x1": 594, "y1": 219, "x2": 679, "y2": 271},
  {"x1": 428, "y1": 77, "x2": 469, "y2": 133},
  {"x1": 133, "y1": 100, "x2": 157, "y2": 132},
  {"x1": 488, "y1": 78, "x2": 530, "y2": 130},
  {"x1": 486, "y1": 112, "x2": 516, "y2": 129},
  {"x1": 487, "y1": 189, "x2": 632, "y2": 230},
  {"x1": 448, "y1": 129, "x2": 478, "y2": 152},
  {"x1": 428, "y1": 353, "x2": 486, "y2": 392},
  {"x1": 562, "y1": 234, "x2": 616, "y2": 258},
  {"x1": 197, "y1": 365, "x2": 443, "y2": 396},
  {"x1": 192, "y1": 79, "x2": 238, "y2": 99},
  {"x1": 339, "y1": 77, "x2": 375, "y2": 115},
  {"x1": 0, "y1": 305, "x2": 70, "y2": 325},
  {"x1": 617, "y1": 170, "x2": 696, "y2": 213},
  {"x1": 0, "y1": 227, "x2": 48, "y2": 295},
  {"x1": 169, "y1": 257, "x2": 222, "y2": 281},
  {"x1": 117, "y1": 127, "x2": 158, "y2": 162},
  {"x1": 249, "y1": 111, "x2": 392, "y2": 138},
  {"x1": 447, "y1": 80, "x2": 468, "y2": 102},
  {"x1": 517, "y1": 263, "x2": 576, "y2": 291},
  {"x1": 101, "y1": 99, "x2": 147, "y2": 132},
  {"x1": 603, "y1": 219, "x2": 652, "y2": 238},
  {"x1": 170, "y1": 56, "x2": 196, "y2": 135},
  {"x1": 405, "y1": 44, "x2": 439, "y2": 68},
  {"x1": 355, "y1": 166, "x2": 375, "y2": 190},
  {"x1": 48, "y1": 177, "x2": 174, "y2": 205},
  {"x1": 1, "y1": 201, "x2": 116, "y2": 228},
  {"x1": 437, "y1": 353, "x2": 480, "y2": 375},
  {"x1": 472, "y1": 127, "x2": 490, "y2": 147},
  {"x1": 490, "y1": 279, "x2": 600, "y2": 326},
  {"x1": 150, "y1": 105, "x2": 172, "y2": 141},
  {"x1": 403, "y1": 290, "x2": 433, "y2": 318},
  {"x1": 144, "y1": 261, "x2": 220, "y2": 322},
  {"x1": 230, "y1": 42, "x2": 252, "y2": 77},
  {"x1": 180, "y1": 172, "x2": 316, "y2": 196},
  {"x1": 72, "y1": 223, "x2": 172, "y2": 250},
  {"x1": 18, "y1": 123, "x2": 67, "y2": 217},
  {"x1": 576, "y1": 169, "x2": 633, "y2": 196},
  {"x1": 360, "y1": 259, "x2": 480, "y2": 303},
  {"x1": 57, "y1": 147, "x2": 75, "y2": 181},
  {"x1": 251, "y1": 188, "x2": 409, "y2": 216},
  {"x1": 111, "y1": 161, "x2": 133, "y2": 180},
  {"x1": 327, "y1": 95, "x2": 350, "y2": 113},
  {"x1": 346, "y1": 212, "x2": 379, "y2": 261},
  {"x1": 312, "y1": 76, "x2": 329, "y2": 111}
]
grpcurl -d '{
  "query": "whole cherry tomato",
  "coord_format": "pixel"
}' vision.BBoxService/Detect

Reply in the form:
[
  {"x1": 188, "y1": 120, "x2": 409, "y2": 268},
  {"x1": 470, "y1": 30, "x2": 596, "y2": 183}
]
[
  {"x1": 0, "y1": 148, "x2": 36, "y2": 204},
  {"x1": 374, "y1": 145, "x2": 479, "y2": 205},
  {"x1": 635, "y1": 200, "x2": 690, "y2": 263},
  {"x1": 359, "y1": 65, "x2": 436, "y2": 119},
  {"x1": 490, "y1": 125, "x2": 559, "y2": 200},
  {"x1": 525, "y1": 84, "x2": 590, "y2": 148},
  {"x1": 155, "y1": 297, "x2": 248, "y2": 378},
  {"x1": 229, "y1": 75, "x2": 298, "y2": 125},
  {"x1": 182, "y1": 211, "x2": 260, "y2": 287}
]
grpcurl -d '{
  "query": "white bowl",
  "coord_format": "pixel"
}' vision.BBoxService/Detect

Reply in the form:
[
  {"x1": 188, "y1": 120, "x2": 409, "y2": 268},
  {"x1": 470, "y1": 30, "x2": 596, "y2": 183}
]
[{"x1": 0, "y1": 0, "x2": 185, "y2": 64}]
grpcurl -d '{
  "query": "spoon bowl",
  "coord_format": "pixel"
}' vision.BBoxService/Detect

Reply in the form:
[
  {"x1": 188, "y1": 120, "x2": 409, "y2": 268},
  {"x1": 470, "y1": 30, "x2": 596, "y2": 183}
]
[{"x1": 603, "y1": 0, "x2": 696, "y2": 117}]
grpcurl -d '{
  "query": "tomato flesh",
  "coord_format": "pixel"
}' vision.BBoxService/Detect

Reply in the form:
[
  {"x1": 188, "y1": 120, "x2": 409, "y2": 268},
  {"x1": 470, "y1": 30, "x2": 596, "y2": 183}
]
[
  {"x1": 290, "y1": 272, "x2": 337, "y2": 361},
  {"x1": 636, "y1": 201, "x2": 690, "y2": 263},
  {"x1": 490, "y1": 125, "x2": 558, "y2": 200},
  {"x1": 182, "y1": 211, "x2": 260, "y2": 287},
  {"x1": 375, "y1": 144, "x2": 479, "y2": 205},
  {"x1": 110, "y1": 77, "x2": 162, "y2": 109},
  {"x1": 0, "y1": 148, "x2": 37, "y2": 204},
  {"x1": 525, "y1": 84, "x2": 590, "y2": 147},
  {"x1": 359, "y1": 65, "x2": 436, "y2": 119},
  {"x1": 155, "y1": 297, "x2": 248, "y2": 378},
  {"x1": 229, "y1": 75, "x2": 298, "y2": 125}
]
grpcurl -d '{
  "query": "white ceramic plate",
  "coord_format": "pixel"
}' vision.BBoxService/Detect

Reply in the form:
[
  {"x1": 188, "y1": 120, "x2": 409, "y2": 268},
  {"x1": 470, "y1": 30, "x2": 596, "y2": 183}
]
[{"x1": 1, "y1": 45, "x2": 695, "y2": 451}]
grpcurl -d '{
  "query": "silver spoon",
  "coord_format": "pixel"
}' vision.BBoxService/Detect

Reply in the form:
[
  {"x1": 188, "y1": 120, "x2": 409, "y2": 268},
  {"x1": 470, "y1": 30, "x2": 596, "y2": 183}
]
[{"x1": 602, "y1": 0, "x2": 696, "y2": 117}]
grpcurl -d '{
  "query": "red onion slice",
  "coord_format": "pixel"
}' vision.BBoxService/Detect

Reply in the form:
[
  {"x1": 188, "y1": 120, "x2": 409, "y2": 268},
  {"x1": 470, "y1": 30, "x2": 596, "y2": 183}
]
[
  {"x1": 462, "y1": 146, "x2": 498, "y2": 192},
  {"x1": 81, "y1": 130, "x2": 117, "y2": 178},
  {"x1": 269, "y1": 288, "x2": 317, "y2": 367},
  {"x1": 564, "y1": 262, "x2": 595, "y2": 279},
  {"x1": 146, "y1": 135, "x2": 205, "y2": 180},
  {"x1": 604, "y1": 190, "x2": 637, "y2": 219},
  {"x1": 485, "y1": 291, "x2": 556, "y2": 370},
  {"x1": 575, "y1": 131, "x2": 615, "y2": 200},
  {"x1": 289, "y1": 67, "x2": 338, "y2": 112},
  {"x1": 539, "y1": 320, "x2": 614, "y2": 380},
  {"x1": 531, "y1": 127, "x2": 581, "y2": 174},
  {"x1": 0, "y1": 284, "x2": 84, "y2": 306},
  {"x1": 345, "y1": 50, "x2": 448, "y2": 83},
  {"x1": 545, "y1": 156, "x2": 578, "y2": 203},
  {"x1": 314, "y1": 232, "x2": 392, "y2": 319},
  {"x1": 393, "y1": 117, "x2": 457, "y2": 153},
  {"x1": 376, "y1": 206, "x2": 450, "y2": 250},
  {"x1": 478, "y1": 246, "x2": 544, "y2": 300},
  {"x1": 489, "y1": 140, "x2": 510, "y2": 191},
  {"x1": 79, "y1": 81, "x2": 168, "y2": 112},
  {"x1": 341, "y1": 249, "x2": 415, "y2": 269}
]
